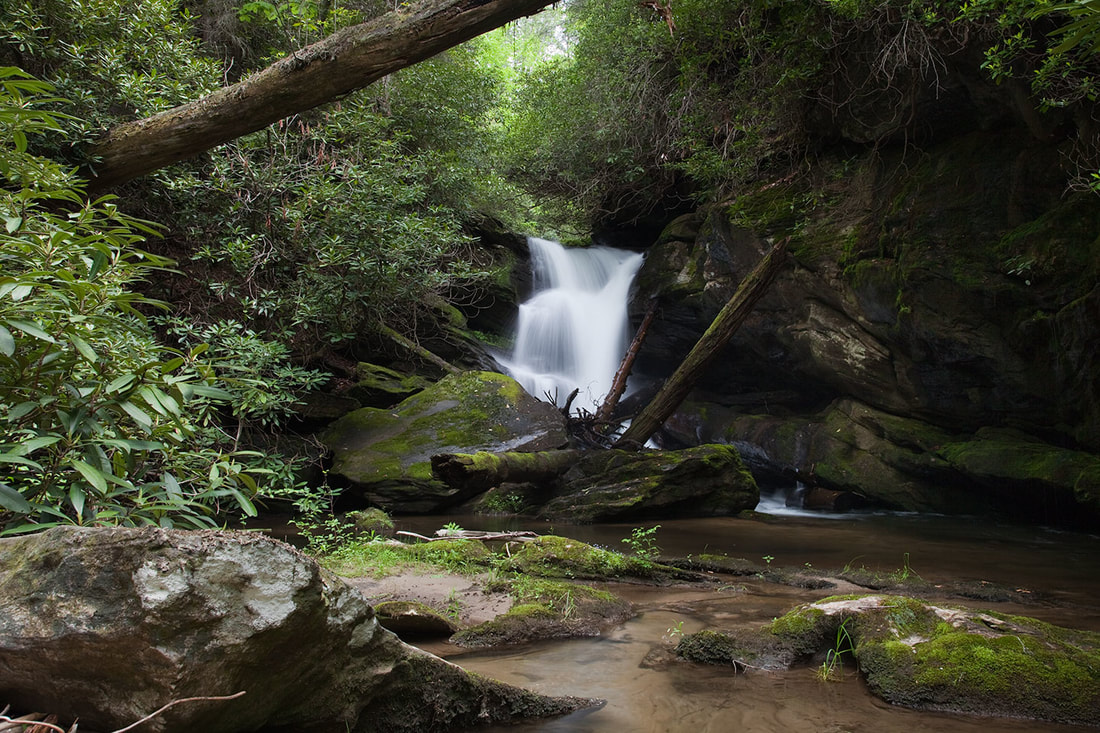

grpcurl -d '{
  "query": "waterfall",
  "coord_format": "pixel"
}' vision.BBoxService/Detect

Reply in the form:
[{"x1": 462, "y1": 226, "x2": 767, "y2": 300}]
[{"x1": 498, "y1": 236, "x2": 644, "y2": 413}]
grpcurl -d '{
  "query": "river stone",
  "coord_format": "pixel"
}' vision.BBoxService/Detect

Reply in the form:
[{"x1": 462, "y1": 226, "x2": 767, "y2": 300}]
[
  {"x1": 0, "y1": 526, "x2": 591, "y2": 733},
  {"x1": 322, "y1": 370, "x2": 568, "y2": 513},
  {"x1": 536, "y1": 444, "x2": 759, "y2": 522},
  {"x1": 677, "y1": 595, "x2": 1100, "y2": 727}
]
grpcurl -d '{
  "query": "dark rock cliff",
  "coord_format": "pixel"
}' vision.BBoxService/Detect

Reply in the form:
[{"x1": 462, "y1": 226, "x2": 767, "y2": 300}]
[{"x1": 627, "y1": 40, "x2": 1100, "y2": 525}]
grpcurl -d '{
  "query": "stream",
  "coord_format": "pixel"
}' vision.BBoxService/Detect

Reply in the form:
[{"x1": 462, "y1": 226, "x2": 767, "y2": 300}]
[
  {"x1": 393, "y1": 238, "x2": 1100, "y2": 730},
  {"x1": 395, "y1": 503, "x2": 1100, "y2": 733}
]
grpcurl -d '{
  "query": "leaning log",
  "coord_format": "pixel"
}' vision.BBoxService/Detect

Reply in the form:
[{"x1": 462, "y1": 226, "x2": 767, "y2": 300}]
[
  {"x1": 84, "y1": 0, "x2": 556, "y2": 192},
  {"x1": 614, "y1": 238, "x2": 790, "y2": 448},
  {"x1": 430, "y1": 450, "x2": 582, "y2": 493},
  {"x1": 595, "y1": 297, "x2": 659, "y2": 424}
]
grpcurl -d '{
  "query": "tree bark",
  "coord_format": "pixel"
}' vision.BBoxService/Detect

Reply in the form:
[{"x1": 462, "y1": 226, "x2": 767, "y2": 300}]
[
  {"x1": 431, "y1": 450, "x2": 582, "y2": 492},
  {"x1": 614, "y1": 238, "x2": 790, "y2": 449},
  {"x1": 84, "y1": 0, "x2": 556, "y2": 193}
]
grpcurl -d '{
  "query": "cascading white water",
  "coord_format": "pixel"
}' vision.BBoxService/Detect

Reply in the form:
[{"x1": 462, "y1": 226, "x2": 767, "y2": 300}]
[{"x1": 498, "y1": 236, "x2": 644, "y2": 413}]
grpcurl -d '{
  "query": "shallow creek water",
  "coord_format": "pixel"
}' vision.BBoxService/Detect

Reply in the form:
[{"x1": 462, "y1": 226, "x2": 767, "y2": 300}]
[{"x1": 396, "y1": 501, "x2": 1100, "y2": 733}]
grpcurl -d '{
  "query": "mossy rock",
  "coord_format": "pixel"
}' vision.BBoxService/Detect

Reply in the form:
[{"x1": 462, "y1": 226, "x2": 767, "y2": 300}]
[
  {"x1": 321, "y1": 371, "x2": 568, "y2": 513},
  {"x1": 538, "y1": 444, "x2": 759, "y2": 523},
  {"x1": 937, "y1": 427, "x2": 1100, "y2": 517},
  {"x1": 452, "y1": 580, "x2": 633, "y2": 648},
  {"x1": 500, "y1": 535, "x2": 673, "y2": 582},
  {"x1": 678, "y1": 594, "x2": 1100, "y2": 727},
  {"x1": 345, "y1": 508, "x2": 395, "y2": 536},
  {"x1": 347, "y1": 363, "x2": 433, "y2": 408}
]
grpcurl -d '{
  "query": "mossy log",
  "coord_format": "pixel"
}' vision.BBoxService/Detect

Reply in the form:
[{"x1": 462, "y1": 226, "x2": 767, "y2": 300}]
[
  {"x1": 615, "y1": 238, "x2": 790, "y2": 448},
  {"x1": 430, "y1": 450, "x2": 582, "y2": 492}
]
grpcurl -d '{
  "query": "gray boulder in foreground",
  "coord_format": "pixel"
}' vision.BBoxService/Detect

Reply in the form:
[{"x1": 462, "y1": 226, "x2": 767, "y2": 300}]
[{"x1": 0, "y1": 526, "x2": 592, "y2": 733}]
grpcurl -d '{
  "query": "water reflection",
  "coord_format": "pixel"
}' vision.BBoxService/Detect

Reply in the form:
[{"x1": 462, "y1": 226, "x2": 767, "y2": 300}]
[{"x1": 394, "y1": 510, "x2": 1100, "y2": 733}]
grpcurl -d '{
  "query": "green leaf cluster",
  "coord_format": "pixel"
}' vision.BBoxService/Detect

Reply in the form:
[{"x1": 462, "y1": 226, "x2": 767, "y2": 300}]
[{"x1": 0, "y1": 69, "x2": 267, "y2": 533}]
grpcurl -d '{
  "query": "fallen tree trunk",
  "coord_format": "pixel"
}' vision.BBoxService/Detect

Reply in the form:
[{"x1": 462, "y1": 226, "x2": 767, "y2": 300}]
[
  {"x1": 430, "y1": 450, "x2": 582, "y2": 493},
  {"x1": 84, "y1": 0, "x2": 556, "y2": 193},
  {"x1": 614, "y1": 238, "x2": 791, "y2": 448}
]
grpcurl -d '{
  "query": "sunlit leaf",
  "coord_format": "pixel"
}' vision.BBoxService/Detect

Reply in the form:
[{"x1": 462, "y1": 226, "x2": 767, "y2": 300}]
[
  {"x1": 70, "y1": 459, "x2": 109, "y2": 495},
  {"x1": 0, "y1": 325, "x2": 14, "y2": 357}
]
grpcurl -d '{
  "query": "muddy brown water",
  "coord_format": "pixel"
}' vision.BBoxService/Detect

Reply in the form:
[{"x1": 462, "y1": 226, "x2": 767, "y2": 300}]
[{"x1": 396, "y1": 500, "x2": 1100, "y2": 733}]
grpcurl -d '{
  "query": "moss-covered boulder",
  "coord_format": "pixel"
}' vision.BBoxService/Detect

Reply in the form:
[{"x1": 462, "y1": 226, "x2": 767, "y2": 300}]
[
  {"x1": 347, "y1": 363, "x2": 433, "y2": 408},
  {"x1": 677, "y1": 595, "x2": 1100, "y2": 726},
  {"x1": 536, "y1": 444, "x2": 759, "y2": 522},
  {"x1": 500, "y1": 535, "x2": 688, "y2": 582},
  {"x1": 321, "y1": 371, "x2": 568, "y2": 513}
]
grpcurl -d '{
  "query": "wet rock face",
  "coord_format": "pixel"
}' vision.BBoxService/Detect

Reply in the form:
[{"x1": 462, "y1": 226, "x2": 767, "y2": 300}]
[
  {"x1": 322, "y1": 370, "x2": 569, "y2": 513},
  {"x1": 0, "y1": 526, "x2": 589, "y2": 733},
  {"x1": 631, "y1": 129, "x2": 1099, "y2": 449},
  {"x1": 662, "y1": 398, "x2": 1100, "y2": 524}
]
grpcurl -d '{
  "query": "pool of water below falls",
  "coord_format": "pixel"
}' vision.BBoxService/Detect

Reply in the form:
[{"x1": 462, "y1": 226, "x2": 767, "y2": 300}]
[{"x1": 393, "y1": 506, "x2": 1100, "y2": 733}]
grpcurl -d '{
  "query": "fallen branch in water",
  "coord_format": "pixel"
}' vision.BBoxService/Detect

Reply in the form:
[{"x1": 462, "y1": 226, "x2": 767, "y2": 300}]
[{"x1": 396, "y1": 530, "x2": 540, "y2": 543}]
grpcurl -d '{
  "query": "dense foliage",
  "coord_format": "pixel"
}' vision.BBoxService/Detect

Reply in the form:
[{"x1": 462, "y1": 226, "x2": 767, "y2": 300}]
[
  {"x1": 0, "y1": 1, "x2": 525, "y2": 532},
  {"x1": 502, "y1": 0, "x2": 1100, "y2": 229},
  {"x1": 0, "y1": 69, "x2": 272, "y2": 531}
]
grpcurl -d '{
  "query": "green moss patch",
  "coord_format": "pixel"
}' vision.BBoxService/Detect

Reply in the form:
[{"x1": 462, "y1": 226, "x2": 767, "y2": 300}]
[
  {"x1": 501, "y1": 535, "x2": 692, "y2": 583},
  {"x1": 679, "y1": 594, "x2": 1100, "y2": 726},
  {"x1": 320, "y1": 371, "x2": 568, "y2": 512},
  {"x1": 452, "y1": 578, "x2": 633, "y2": 649}
]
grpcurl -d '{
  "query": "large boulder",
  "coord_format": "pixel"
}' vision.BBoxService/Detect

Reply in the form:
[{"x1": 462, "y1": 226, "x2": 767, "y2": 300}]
[
  {"x1": 322, "y1": 371, "x2": 569, "y2": 513},
  {"x1": 0, "y1": 526, "x2": 590, "y2": 733}
]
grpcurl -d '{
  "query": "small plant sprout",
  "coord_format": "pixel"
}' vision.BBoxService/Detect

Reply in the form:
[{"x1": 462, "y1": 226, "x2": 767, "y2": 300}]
[
  {"x1": 621, "y1": 525, "x2": 661, "y2": 561},
  {"x1": 762, "y1": 555, "x2": 775, "y2": 566},
  {"x1": 816, "y1": 618, "x2": 854, "y2": 682},
  {"x1": 666, "y1": 620, "x2": 685, "y2": 639},
  {"x1": 438, "y1": 521, "x2": 465, "y2": 537}
]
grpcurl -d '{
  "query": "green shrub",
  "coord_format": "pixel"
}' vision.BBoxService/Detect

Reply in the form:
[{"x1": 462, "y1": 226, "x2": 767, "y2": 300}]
[{"x1": 0, "y1": 69, "x2": 263, "y2": 532}]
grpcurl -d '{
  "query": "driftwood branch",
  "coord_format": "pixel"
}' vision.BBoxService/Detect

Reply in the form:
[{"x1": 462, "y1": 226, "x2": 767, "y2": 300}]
[
  {"x1": 0, "y1": 713, "x2": 70, "y2": 733},
  {"x1": 396, "y1": 530, "x2": 539, "y2": 542},
  {"x1": 110, "y1": 692, "x2": 247, "y2": 733},
  {"x1": 0, "y1": 692, "x2": 246, "y2": 733},
  {"x1": 615, "y1": 238, "x2": 790, "y2": 449}
]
